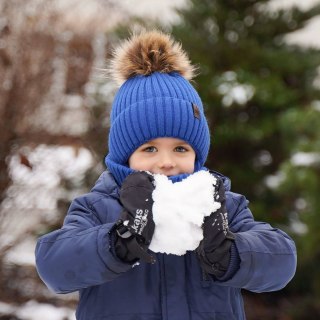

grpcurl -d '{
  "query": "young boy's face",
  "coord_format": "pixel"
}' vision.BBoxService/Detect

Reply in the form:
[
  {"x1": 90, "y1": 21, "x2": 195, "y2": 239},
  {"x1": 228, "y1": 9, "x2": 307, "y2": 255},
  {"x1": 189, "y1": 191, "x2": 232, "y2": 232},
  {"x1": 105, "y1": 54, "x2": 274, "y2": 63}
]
[{"x1": 128, "y1": 137, "x2": 196, "y2": 176}]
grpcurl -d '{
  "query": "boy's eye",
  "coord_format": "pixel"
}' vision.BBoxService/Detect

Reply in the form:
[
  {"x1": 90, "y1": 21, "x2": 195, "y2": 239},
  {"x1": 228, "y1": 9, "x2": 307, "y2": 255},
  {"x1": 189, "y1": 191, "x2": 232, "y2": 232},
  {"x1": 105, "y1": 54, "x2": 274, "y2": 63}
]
[
  {"x1": 143, "y1": 146, "x2": 157, "y2": 152},
  {"x1": 175, "y1": 146, "x2": 188, "y2": 152}
]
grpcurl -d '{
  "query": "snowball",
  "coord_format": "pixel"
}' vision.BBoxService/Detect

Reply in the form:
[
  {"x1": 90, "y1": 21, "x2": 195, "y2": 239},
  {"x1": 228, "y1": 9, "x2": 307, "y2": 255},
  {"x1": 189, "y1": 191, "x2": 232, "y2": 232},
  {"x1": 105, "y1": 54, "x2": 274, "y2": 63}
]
[{"x1": 149, "y1": 171, "x2": 221, "y2": 255}]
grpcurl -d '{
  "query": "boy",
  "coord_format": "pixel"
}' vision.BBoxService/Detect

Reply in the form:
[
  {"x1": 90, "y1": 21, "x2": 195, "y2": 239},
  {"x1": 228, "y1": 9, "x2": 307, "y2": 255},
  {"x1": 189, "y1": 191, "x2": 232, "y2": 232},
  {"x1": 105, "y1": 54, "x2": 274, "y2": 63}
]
[{"x1": 35, "y1": 30, "x2": 297, "y2": 320}]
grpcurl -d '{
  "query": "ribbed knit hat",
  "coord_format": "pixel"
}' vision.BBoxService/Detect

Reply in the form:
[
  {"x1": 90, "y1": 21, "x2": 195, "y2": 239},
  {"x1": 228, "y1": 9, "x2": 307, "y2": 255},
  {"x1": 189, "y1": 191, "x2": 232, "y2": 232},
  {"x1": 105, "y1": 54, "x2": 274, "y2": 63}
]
[{"x1": 105, "y1": 31, "x2": 210, "y2": 185}]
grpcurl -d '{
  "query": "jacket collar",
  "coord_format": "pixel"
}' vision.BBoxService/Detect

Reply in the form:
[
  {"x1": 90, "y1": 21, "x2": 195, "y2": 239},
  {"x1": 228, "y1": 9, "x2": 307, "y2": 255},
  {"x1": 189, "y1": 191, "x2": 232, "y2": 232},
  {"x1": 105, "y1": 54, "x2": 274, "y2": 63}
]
[
  {"x1": 208, "y1": 170, "x2": 231, "y2": 191},
  {"x1": 91, "y1": 171, "x2": 120, "y2": 198}
]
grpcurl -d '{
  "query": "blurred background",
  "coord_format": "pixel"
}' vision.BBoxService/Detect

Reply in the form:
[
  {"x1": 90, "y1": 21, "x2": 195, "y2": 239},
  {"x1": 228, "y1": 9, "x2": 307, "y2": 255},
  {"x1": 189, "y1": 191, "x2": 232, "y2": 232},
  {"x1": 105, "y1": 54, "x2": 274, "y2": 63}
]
[{"x1": 1, "y1": 0, "x2": 320, "y2": 319}]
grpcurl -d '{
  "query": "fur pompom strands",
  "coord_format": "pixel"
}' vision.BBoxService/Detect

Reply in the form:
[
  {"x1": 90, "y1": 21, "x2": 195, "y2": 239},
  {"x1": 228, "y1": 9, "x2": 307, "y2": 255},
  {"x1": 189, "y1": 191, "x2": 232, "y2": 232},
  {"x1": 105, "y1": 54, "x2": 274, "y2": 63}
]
[{"x1": 110, "y1": 30, "x2": 196, "y2": 86}]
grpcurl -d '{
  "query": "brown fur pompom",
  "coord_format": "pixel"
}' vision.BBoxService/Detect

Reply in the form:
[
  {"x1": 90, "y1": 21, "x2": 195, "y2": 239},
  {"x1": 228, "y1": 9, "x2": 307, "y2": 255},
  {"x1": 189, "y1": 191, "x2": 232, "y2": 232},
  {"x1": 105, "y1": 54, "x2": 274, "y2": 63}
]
[{"x1": 109, "y1": 30, "x2": 196, "y2": 86}]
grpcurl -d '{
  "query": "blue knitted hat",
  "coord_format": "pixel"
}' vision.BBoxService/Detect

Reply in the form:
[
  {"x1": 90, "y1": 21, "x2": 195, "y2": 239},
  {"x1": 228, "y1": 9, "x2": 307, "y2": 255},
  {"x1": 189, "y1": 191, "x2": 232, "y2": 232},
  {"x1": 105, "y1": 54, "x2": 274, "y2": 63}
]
[{"x1": 105, "y1": 31, "x2": 210, "y2": 185}]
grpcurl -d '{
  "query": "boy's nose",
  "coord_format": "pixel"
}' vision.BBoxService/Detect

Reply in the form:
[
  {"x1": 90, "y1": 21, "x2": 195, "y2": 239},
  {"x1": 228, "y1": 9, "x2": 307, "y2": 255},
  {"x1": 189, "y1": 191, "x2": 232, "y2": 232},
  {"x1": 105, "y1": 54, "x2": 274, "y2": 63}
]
[{"x1": 158, "y1": 154, "x2": 176, "y2": 169}]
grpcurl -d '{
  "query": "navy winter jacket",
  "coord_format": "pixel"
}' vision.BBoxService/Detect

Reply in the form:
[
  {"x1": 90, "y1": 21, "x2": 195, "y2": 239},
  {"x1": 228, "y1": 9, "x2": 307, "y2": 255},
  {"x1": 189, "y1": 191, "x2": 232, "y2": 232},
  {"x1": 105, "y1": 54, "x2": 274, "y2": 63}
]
[{"x1": 35, "y1": 171, "x2": 297, "y2": 320}]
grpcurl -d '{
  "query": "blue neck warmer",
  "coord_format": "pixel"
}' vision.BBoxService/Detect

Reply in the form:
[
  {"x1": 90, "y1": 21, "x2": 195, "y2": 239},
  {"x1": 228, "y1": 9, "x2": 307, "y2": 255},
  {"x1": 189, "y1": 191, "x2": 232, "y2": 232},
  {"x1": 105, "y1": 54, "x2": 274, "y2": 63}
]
[{"x1": 106, "y1": 157, "x2": 208, "y2": 186}]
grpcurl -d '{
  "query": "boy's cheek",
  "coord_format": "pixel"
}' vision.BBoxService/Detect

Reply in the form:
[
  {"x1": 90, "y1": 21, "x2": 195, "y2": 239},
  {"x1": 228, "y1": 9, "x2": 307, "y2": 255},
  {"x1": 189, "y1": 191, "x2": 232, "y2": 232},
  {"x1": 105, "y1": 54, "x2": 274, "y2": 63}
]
[{"x1": 128, "y1": 157, "x2": 151, "y2": 172}]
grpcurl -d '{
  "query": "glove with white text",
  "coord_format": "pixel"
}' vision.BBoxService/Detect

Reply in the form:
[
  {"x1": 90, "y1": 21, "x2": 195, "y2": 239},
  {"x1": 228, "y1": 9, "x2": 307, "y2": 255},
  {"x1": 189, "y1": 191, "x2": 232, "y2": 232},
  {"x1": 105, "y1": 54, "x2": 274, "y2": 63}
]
[
  {"x1": 114, "y1": 171, "x2": 156, "y2": 264},
  {"x1": 196, "y1": 177, "x2": 235, "y2": 277}
]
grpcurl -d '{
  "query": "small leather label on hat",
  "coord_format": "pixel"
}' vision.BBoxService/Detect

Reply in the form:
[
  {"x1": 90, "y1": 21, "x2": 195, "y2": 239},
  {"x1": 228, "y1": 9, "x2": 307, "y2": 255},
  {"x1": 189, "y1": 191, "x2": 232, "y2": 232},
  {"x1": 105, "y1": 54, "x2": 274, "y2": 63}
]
[{"x1": 192, "y1": 103, "x2": 200, "y2": 119}]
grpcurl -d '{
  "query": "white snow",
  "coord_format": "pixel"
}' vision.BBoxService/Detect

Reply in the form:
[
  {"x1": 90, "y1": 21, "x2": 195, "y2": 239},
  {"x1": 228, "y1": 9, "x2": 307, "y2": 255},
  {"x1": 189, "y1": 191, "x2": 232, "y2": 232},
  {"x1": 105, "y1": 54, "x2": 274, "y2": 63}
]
[
  {"x1": 269, "y1": 0, "x2": 319, "y2": 11},
  {"x1": 289, "y1": 212, "x2": 309, "y2": 235},
  {"x1": 291, "y1": 152, "x2": 320, "y2": 166},
  {"x1": 10, "y1": 145, "x2": 93, "y2": 193},
  {"x1": 118, "y1": 0, "x2": 187, "y2": 25},
  {"x1": 16, "y1": 301, "x2": 76, "y2": 320},
  {"x1": 290, "y1": 219, "x2": 308, "y2": 235},
  {"x1": 5, "y1": 237, "x2": 37, "y2": 266},
  {"x1": 217, "y1": 71, "x2": 255, "y2": 107},
  {"x1": 286, "y1": 16, "x2": 320, "y2": 49},
  {"x1": 295, "y1": 198, "x2": 307, "y2": 211},
  {"x1": 149, "y1": 171, "x2": 221, "y2": 255},
  {"x1": 0, "y1": 145, "x2": 94, "y2": 258},
  {"x1": 0, "y1": 301, "x2": 15, "y2": 314},
  {"x1": 311, "y1": 100, "x2": 320, "y2": 110},
  {"x1": 264, "y1": 172, "x2": 286, "y2": 189},
  {"x1": 0, "y1": 301, "x2": 75, "y2": 320}
]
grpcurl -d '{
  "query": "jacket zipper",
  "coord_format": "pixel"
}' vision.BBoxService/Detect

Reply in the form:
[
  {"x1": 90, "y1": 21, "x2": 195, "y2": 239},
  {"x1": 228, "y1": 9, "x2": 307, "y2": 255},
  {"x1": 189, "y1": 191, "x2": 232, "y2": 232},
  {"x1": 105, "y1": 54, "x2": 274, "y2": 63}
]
[{"x1": 159, "y1": 254, "x2": 168, "y2": 320}]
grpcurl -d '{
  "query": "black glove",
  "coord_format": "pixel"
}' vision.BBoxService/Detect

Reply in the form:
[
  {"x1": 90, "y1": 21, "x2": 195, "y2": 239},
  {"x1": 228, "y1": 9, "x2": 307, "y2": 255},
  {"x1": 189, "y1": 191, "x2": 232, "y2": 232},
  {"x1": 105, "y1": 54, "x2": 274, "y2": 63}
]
[
  {"x1": 196, "y1": 177, "x2": 235, "y2": 277},
  {"x1": 114, "y1": 171, "x2": 156, "y2": 264}
]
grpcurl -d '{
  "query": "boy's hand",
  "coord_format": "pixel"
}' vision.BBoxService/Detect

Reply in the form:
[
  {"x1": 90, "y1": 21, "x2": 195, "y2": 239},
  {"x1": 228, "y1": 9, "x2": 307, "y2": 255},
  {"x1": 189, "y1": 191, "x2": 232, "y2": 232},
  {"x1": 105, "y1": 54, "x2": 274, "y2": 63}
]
[
  {"x1": 115, "y1": 171, "x2": 156, "y2": 263},
  {"x1": 196, "y1": 177, "x2": 235, "y2": 276},
  {"x1": 120, "y1": 171, "x2": 155, "y2": 243}
]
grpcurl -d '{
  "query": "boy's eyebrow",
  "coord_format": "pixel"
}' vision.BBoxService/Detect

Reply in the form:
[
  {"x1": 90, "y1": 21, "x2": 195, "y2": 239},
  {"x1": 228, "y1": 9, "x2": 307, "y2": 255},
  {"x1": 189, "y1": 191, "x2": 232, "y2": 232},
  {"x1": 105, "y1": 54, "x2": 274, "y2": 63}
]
[
  {"x1": 175, "y1": 142, "x2": 191, "y2": 146},
  {"x1": 141, "y1": 142, "x2": 154, "y2": 147},
  {"x1": 139, "y1": 139, "x2": 191, "y2": 147}
]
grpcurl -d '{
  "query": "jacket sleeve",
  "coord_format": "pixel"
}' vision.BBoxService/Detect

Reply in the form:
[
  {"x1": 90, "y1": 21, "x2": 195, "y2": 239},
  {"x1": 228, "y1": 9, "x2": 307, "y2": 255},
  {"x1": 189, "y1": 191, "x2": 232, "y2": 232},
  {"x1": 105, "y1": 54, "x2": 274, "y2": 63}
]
[
  {"x1": 35, "y1": 194, "x2": 132, "y2": 294},
  {"x1": 217, "y1": 192, "x2": 297, "y2": 292}
]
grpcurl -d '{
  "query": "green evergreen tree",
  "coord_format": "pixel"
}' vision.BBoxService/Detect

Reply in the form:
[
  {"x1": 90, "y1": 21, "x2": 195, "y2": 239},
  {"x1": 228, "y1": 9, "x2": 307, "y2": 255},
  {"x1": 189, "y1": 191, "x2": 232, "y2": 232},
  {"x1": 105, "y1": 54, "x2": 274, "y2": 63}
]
[{"x1": 171, "y1": 0, "x2": 320, "y2": 316}]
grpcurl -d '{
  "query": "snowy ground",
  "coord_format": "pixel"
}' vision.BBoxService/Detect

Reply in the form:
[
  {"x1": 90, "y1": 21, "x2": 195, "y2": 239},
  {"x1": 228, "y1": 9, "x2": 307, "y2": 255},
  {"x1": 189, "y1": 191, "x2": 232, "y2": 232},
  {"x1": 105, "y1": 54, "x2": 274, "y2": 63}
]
[{"x1": 0, "y1": 301, "x2": 76, "y2": 320}]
